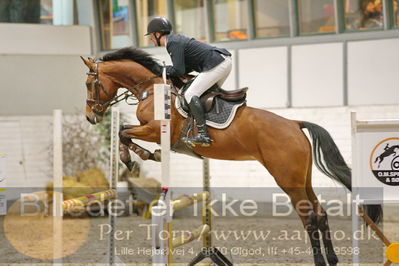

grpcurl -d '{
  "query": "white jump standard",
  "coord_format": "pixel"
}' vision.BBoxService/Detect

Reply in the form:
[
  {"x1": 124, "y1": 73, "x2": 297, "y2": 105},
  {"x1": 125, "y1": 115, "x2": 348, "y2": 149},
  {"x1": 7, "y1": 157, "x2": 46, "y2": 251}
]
[
  {"x1": 151, "y1": 77, "x2": 232, "y2": 265},
  {"x1": 188, "y1": 158, "x2": 233, "y2": 266},
  {"x1": 351, "y1": 112, "x2": 399, "y2": 265}
]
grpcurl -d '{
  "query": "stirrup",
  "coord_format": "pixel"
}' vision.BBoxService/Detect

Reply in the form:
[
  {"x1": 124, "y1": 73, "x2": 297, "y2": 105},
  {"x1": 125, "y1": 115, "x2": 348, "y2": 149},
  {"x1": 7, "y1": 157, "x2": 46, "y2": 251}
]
[{"x1": 183, "y1": 135, "x2": 212, "y2": 147}]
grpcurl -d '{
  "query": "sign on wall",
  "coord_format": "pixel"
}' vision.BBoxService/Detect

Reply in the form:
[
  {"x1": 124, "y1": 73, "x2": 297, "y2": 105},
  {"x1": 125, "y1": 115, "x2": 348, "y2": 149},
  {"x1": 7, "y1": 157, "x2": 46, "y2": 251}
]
[
  {"x1": 370, "y1": 137, "x2": 399, "y2": 186},
  {"x1": 352, "y1": 113, "x2": 399, "y2": 202}
]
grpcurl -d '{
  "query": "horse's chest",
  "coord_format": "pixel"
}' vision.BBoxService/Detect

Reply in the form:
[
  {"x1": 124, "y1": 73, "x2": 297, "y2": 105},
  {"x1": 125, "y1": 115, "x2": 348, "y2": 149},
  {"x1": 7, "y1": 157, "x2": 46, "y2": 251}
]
[{"x1": 136, "y1": 103, "x2": 153, "y2": 124}]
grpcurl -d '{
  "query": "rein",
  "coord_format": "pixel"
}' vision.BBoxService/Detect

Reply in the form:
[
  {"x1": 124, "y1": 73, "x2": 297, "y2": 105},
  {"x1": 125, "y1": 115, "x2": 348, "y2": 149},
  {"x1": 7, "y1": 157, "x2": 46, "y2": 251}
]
[
  {"x1": 139, "y1": 83, "x2": 181, "y2": 101},
  {"x1": 111, "y1": 75, "x2": 160, "y2": 105}
]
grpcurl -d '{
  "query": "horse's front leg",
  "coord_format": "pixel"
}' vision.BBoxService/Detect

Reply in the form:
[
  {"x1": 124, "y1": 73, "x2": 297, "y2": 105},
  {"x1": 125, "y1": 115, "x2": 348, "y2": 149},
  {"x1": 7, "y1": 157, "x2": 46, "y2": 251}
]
[
  {"x1": 119, "y1": 124, "x2": 161, "y2": 167},
  {"x1": 119, "y1": 142, "x2": 137, "y2": 171},
  {"x1": 121, "y1": 120, "x2": 161, "y2": 143}
]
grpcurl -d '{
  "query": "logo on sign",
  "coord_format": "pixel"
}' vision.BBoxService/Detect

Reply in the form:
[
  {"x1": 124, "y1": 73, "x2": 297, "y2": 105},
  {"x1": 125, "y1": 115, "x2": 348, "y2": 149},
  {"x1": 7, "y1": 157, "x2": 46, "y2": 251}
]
[{"x1": 370, "y1": 137, "x2": 399, "y2": 186}]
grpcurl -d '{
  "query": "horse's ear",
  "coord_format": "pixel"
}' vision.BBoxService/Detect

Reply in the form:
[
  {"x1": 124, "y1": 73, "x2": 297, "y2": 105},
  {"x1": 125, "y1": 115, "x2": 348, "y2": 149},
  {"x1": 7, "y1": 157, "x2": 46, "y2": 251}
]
[
  {"x1": 80, "y1": 56, "x2": 93, "y2": 69},
  {"x1": 88, "y1": 57, "x2": 95, "y2": 63}
]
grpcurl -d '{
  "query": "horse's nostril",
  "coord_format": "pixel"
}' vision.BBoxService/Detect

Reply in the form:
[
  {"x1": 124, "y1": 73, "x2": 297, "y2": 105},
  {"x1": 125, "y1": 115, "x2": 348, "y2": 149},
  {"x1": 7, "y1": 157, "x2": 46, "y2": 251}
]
[{"x1": 86, "y1": 116, "x2": 95, "y2": 124}]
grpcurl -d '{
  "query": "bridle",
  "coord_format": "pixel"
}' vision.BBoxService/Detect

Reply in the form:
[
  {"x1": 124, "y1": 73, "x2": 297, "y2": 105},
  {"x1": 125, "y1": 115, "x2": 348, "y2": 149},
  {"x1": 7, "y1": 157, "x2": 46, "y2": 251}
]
[
  {"x1": 86, "y1": 62, "x2": 110, "y2": 114},
  {"x1": 86, "y1": 61, "x2": 159, "y2": 114}
]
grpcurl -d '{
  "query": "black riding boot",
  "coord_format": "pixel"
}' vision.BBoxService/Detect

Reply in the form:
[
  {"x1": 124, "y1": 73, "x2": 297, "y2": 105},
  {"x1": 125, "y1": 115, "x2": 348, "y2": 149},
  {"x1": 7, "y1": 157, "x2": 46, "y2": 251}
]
[{"x1": 184, "y1": 96, "x2": 212, "y2": 147}]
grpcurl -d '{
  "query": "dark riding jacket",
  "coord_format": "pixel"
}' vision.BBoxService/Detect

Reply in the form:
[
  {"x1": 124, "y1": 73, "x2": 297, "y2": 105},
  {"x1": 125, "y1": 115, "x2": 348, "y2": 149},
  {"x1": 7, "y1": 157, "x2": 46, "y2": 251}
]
[{"x1": 165, "y1": 34, "x2": 231, "y2": 77}]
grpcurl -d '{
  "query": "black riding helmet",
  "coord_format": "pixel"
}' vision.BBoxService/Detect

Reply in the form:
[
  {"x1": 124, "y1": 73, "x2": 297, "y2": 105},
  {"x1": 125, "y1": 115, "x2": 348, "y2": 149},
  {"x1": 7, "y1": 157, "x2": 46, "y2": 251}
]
[{"x1": 145, "y1": 17, "x2": 173, "y2": 46}]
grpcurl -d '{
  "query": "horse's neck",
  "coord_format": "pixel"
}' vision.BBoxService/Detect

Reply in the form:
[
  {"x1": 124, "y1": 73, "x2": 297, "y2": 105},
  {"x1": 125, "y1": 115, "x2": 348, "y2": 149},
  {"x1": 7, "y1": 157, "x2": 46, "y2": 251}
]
[{"x1": 110, "y1": 62, "x2": 162, "y2": 97}]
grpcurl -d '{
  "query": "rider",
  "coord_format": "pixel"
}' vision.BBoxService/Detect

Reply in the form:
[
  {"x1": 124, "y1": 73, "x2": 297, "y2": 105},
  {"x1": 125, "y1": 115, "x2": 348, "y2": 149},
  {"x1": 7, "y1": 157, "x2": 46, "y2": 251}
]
[{"x1": 145, "y1": 17, "x2": 232, "y2": 147}]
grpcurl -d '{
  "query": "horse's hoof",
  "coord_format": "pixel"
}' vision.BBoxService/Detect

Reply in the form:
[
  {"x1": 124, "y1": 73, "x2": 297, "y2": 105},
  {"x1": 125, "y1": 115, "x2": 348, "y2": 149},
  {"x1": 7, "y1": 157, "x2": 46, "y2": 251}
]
[
  {"x1": 149, "y1": 150, "x2": 162, "y2": 162},
  {"x1": 139, "y1": 151, "x2": 150, "y2": 160},
  {"x1": 326, "y1": 253, "x2": 338, "y2": 265},
  {"x1": 125, "y1": 161, "x2": 136, "y2": 172},
  {"x1": 313, "y1": 253, "x2": 327, "y2": 266},
  {"x1": 154, "y1": 150, "x2": 161, "y2": 162}
]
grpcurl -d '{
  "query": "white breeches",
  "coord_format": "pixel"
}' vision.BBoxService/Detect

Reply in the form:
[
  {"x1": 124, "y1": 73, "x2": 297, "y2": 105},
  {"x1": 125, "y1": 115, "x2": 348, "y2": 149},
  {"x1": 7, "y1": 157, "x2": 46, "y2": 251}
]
[{"x1": 184, "y1": 55, "x2": 232, "y2": 102}]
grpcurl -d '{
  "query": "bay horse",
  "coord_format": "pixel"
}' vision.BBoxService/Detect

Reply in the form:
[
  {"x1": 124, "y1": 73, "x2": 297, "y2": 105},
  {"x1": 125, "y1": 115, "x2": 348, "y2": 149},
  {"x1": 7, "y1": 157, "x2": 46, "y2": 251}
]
[{"x1": 81, "y1": 47, "x2": 382, "y2": 266}]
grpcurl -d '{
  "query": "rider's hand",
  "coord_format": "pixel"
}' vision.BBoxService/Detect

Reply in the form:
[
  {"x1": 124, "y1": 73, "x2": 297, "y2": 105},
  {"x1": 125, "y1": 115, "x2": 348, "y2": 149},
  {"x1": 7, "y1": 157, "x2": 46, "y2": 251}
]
[{"x1": 165, "y1": 65, "x2": 174, "y2": 78}]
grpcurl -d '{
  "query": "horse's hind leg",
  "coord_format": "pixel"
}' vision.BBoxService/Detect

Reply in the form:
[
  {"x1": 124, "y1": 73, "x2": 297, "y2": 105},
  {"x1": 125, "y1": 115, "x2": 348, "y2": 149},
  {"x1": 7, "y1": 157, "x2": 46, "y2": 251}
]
[
  {"x1": 307, "y1": 190, "x2": 339, "y2": 266},
  {"x1": 259, "y1": 136, "x2": 326, "y2": 265},
  {"x1": 267, "y1": 166, "x2": 326, "y2": 265},
  {"x1": 285, "y1": 188, "x2": 327, "y2": 266},
  {"x1": 306, "y1": 166, "x2": 339, "y2": 265}
]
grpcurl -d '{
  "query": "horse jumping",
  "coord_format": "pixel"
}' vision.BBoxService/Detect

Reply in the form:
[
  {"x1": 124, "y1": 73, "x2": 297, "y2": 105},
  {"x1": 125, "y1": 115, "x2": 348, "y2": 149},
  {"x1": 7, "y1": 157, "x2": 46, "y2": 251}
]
[
  {"x1": 81, "y1": 47, "x2": 382, "y2": 266},
  {"x1": 374, "y1": 143, "x2": 399, "y2": 168}
]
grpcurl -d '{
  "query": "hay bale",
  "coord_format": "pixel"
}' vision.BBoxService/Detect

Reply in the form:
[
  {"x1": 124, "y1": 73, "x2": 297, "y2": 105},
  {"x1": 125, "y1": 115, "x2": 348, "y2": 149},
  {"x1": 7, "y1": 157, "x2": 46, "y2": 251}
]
[
  {"x1": 76, "y1": 168, "x2": 109, "y2": 191},
  {"x1": 46, "y1": 168, "x2": 112, "y2": 202},
  {"x1": 61, "y1": 179, "x2": 93, "y2": 200},
  {"x1": 46, "y1": 176, "x2": 94, "y2": 201}
]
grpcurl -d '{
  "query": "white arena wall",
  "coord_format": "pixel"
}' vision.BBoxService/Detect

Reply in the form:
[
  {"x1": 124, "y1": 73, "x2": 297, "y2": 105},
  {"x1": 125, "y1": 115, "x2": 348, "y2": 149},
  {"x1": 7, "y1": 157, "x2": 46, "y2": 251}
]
[
  {"x1": 239, "y1": 37, "x2": 399, "y2": 108},
  {"x1": 0, "y1": 24, "x2": 92, "y2": 115},
  {"x1": 1, "y1": 24, "x2": 397, "y2": 116},
  {"x1": 149, "y1": 36, "x2": 399, "y2": 109}
]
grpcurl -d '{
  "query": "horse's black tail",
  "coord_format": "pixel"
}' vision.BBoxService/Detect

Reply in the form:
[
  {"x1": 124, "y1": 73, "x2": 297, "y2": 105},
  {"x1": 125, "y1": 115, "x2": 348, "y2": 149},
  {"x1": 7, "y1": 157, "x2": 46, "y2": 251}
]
[{"x1": 300, "y1": 121, "x2": 383, "y2": 225}]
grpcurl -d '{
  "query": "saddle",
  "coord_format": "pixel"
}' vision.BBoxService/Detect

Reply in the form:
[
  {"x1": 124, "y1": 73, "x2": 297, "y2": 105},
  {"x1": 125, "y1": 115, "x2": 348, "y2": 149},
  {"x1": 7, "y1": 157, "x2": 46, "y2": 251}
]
[
  {"x1": 180, "y1": 79, "x2": 248, "y2": 113},
  {"x1": 172, "y1": 78, "x2": 248, "y2": 158}
]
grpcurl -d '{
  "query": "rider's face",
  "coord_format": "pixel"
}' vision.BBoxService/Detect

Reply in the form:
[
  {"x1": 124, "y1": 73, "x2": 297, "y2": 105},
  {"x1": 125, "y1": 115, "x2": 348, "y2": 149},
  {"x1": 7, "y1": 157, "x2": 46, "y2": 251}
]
[{"x1": 149, "y1": 33, "x2": 160, "y2": 46}]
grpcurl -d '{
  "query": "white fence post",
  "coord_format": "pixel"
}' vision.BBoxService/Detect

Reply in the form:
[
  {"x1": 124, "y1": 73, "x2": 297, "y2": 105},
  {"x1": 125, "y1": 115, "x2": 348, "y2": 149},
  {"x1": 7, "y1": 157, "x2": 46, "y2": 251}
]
[{"x1": 53, "y1": 109, "x2": 63, "y2": 265}]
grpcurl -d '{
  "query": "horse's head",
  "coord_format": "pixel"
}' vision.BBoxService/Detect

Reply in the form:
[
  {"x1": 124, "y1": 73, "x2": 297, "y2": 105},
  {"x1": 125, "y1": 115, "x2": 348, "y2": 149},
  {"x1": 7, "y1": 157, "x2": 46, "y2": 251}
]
[{"x1": 81, "y1": 57, "x2": 119, "y2": 124}]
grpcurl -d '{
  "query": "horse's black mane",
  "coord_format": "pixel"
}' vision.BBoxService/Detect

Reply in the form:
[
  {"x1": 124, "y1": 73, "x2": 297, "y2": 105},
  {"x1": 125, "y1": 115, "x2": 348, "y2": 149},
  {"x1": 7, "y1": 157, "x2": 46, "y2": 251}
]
[{"x1": 101, "y1": 47, "x2": 162, "y2": 76}]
